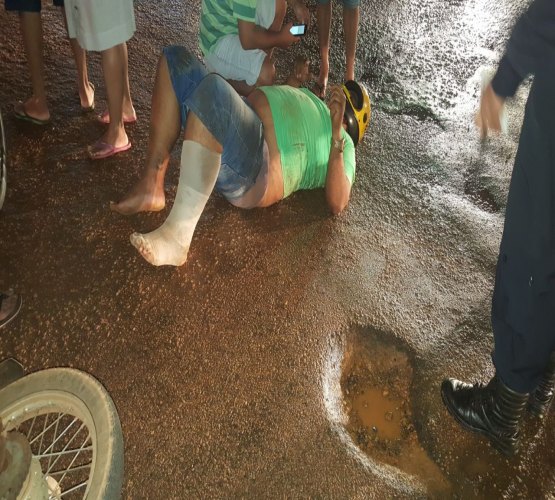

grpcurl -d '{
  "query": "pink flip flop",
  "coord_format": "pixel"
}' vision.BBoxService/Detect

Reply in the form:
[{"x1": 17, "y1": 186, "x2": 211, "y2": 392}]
[
  {"x1": 88, "y1": 140, "x2": 132, "y2": 160},
  {"x1": 97, "y1": 109, "x2": 137, "y2": 125}
]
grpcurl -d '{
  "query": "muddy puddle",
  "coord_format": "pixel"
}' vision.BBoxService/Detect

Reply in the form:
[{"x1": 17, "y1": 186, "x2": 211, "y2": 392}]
[
  {"x1": 331, "y1": 327, "x2": 555, "y2": 498},
  {"x1": 339, "y1": 331, "x2": 452, "y2": 497}
]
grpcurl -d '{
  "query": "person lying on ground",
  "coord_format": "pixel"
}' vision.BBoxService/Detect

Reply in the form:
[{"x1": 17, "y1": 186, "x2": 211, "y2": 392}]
[
  {"x1": 199, "y1": 0, "x2": 310, "y2": 96},
  {"x1": 110, "y1": 46, "x2": 371, "y2": 267}
]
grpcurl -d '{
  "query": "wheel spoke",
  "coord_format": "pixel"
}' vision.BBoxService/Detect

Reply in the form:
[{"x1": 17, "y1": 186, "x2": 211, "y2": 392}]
[
  {"x1": 42, "y1": 417, "x2": 79, "y2": 457},
  {"x1": 46, "y1": 412, "x2": 61, "y2": 472},
  {"x1": 56, "y1": 433, "x2": 91, "y2": 488},
  {"x1": 46, "y1": 422, "x2": 86, "y2": 474},
  {"x1": 26, "y1": 415, "x2": 37, "y2": 441},
  {"x1": 59, "y1": 479, "x2": 87, "y2": 497},
  {"x1": 48, "y1": 461, "x2": 92, "y2": 476},
  {"x1": 37, "y1": 445, "x2": 93, "y2": 460},
  {"x1": 36, "y1": 413, "x2": 49, "y2": 454},
  {"x1": 29, "y1": 414, "x2": 68, "y2": 447}
]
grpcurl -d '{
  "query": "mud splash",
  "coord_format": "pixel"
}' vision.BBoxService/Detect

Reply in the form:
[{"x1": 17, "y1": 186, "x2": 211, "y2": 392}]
[{"x1": 340, "y1": 328, "x2": 452, "y2": 497}]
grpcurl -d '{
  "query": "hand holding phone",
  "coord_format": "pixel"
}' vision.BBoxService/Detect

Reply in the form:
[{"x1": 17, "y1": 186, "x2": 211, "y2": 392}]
[{"x1": 290, "y1": 24, "x2": 307, "y2": 37}]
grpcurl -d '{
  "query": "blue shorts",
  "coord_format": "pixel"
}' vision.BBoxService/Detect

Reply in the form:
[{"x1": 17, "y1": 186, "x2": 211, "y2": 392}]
[
  {"x1": 5, "y1": 0, "x2": 63, "y2": 12},
  {"x1": 163, "y1": 46, "x2": 264, "y2": 201},
  {"x1": 316, "y1": 0, "x2": 360, "y2": 8}
]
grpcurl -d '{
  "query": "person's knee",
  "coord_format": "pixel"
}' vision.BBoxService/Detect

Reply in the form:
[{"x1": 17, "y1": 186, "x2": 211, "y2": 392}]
[{"x1": 256, "y1": 59, "x2": 276, "y2": 87}]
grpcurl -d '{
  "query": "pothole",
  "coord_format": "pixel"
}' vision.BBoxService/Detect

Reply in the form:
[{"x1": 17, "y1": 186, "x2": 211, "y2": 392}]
[{"x1": 338, "y1": 327, "x2": 452, "y2": 497}]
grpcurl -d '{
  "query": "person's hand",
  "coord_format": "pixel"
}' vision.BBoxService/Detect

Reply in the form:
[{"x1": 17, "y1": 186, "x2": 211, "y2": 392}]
[
  {"x1": 327, "y1": 85, "x2": 346, "y2": 140},
  {"x1": 278, "y1": 22, "x2": 301, "y2": 48},
  {"x1": 291, "y1": 0, "x2": 310, "y2": 26},
  {"x1": 475, "y1": 83, "x2": 506, "y2": 139}
]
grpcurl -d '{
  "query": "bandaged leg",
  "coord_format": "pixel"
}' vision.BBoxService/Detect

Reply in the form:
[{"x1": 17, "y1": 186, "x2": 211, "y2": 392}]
[{"x1": 130, "y1": 140, "x2": 221, "y2": 266}]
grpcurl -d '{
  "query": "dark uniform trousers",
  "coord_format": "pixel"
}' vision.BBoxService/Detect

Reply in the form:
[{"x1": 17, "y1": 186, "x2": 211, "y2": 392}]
[{"x1": 492, "y1": 64, "x2": 555, "y2": 394}]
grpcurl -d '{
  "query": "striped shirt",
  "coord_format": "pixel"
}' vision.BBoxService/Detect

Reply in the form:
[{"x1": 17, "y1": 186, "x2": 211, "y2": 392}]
[{"x1": 199, "y1": 0, "x2": 257, "y2": 55}]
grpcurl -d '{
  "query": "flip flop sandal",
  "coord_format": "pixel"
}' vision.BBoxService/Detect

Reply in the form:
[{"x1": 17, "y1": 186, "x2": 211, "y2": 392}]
[
  {"x1": 0, "y1": 291, "x2": 22, "y2": 329},
  {"x1": 14, "y1": 102, "x2": 50, "y2": 126},
  {"x1": 81, "y1": 82, "x2": 96, "y2": 113},
  {"x1": 88, "y1": 140, "x2": 132, "y2": 160}
]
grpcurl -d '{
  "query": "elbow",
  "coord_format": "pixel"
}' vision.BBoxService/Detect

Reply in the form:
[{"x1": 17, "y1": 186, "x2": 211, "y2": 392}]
[
  {"x1": 238, "y1": 32, "x2": 256, "y2": 50},
  {"x1": 326, "y1": 197, "x2": 349, "y2": 215}
]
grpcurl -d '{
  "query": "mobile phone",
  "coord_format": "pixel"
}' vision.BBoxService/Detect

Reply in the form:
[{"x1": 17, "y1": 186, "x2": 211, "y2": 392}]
[{"x1": 290, "y1": 24, "x2": 307, "y2": 36}]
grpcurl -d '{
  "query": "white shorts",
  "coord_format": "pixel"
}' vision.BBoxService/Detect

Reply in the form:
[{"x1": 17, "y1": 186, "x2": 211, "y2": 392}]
[
  {"x1": 203, "y1": 0, "x2": 276, "y2": 86},
  {"x1": 64, "y1": 0, "x2": 136, "y2": 52}
]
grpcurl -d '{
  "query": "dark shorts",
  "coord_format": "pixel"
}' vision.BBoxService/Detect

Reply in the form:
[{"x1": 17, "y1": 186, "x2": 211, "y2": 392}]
[{"x1": 5, "y1": 0, "x2": 63, "y2": 12}]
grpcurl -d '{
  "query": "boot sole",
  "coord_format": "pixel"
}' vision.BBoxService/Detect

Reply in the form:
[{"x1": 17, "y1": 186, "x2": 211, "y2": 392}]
[{"x1": 441, "y1": 387, "x2": 516, "y2": 457}]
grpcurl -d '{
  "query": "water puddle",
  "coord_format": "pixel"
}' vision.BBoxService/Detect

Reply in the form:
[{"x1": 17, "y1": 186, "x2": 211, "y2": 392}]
[{"x1": 339, "y1": 329, "x2": 452, "y2": 497}]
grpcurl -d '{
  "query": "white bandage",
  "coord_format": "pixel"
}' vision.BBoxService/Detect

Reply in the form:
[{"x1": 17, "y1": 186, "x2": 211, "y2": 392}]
[{"x1": 130, "y1": 141, "x2": 221, "y2": 266}]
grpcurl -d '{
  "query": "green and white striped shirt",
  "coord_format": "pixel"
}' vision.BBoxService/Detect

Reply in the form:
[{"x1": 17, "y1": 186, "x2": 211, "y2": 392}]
[{"x1": 199, "y1": 0, "x2": 257, "y2": 55}]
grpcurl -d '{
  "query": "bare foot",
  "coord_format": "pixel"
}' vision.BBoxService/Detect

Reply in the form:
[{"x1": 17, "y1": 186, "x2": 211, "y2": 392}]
[
  {"x1": 110, "y1": 176, "x2": 165, "y2": 215},
  {"x1": 14, "y1": 97, "x2": 50, "y2": 123},
  {"x1": 80, "y1": 82, "x2": 95, "y2": 111}
]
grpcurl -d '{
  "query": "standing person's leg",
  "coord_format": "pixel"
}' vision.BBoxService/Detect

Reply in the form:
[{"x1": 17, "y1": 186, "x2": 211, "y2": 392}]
[
  {"x1": 316, "y1": 0, "x2": 332, "y2": 98},
  {"x1": 441, "y1": 68, "x2": 555, "y2": 456},
  {"x1": 88, "y1": 43, "x2": 130, "y2": 158},
  {"x1": 111, "y1": 46, "x2": 209, "y2": 215},
  {"x1": 490, "y1": 67, "x2": 555, "y2": 395},
  {"x1": 10, "y1": 2, "x2": 50, "y2": 123},
  {"x1": 342, "y1": 2, "x2": 359, "y2": 82},
  {"x1": 68, "y1": 36, "x2": 94, "y2": 110},
  {"x1": 60, "y1": 3, "x2": 94, "y2": 111},
  {"x1": 121, "y1": 42, "x2": 135, "y2": 120},
  {"x1": 98, "y1": 42, "x2": 137, "y2": 124},
  {"x1": 64, "y1": 0, "x2": 135, "y2": 158}
]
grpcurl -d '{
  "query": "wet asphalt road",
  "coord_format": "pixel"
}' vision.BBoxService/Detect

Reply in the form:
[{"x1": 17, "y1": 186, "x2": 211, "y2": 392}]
[{"x1": 1, "y1": 0, "x2": 555, "y2": 497}]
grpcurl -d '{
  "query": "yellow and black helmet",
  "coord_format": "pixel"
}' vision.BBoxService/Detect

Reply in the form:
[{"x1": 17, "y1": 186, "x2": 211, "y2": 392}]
[{"x1": 342, "y1": 80, "x2": 371, "y2": 146}]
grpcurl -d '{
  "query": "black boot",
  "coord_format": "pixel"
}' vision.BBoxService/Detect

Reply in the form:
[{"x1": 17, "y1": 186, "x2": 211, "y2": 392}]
[
  {"x1": 441, "y1": 376, "x2": 529, "y2": 456},
  {"x1": 528, "y1": 352, "x2": 555, "y2": 418}
]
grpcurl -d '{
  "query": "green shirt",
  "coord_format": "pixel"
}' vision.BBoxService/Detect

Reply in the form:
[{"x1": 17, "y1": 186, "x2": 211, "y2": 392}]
[
  {"x1": 259, "y1": 86, "x2": 356, "y2": 198},
  {"x1": 200, "y1": 0, "x2": 257, "y2": 55}
]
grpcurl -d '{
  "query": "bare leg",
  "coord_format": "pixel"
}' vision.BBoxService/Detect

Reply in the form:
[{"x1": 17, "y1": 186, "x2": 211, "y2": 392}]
[
  {"x1": 61, "y1": 10, "x2": 94, "y2": 109},
  {"x1": 316, "y1": 2, "x2": 332, "y2": 98},
  {"x1": 121, "y1": 42, "x2": 136, "y2": 118},
  {"x1": 343, "y1": 6, "x2": 359, "y2": 81},
  {"x1": 70, "y1": 38, "x2": 95, "y2": 109},
  {"x1": 89, "y1": 44, "x2": 129, "y2": 156},
  {"x1": 16, "y1": 12, "x2": 50, "y2": 121},
  {"x1": 111, "y1": 55, "x2": 180, "y2": 214},
  {"x1": 99, "y1": 42, "x2": 136, "y2": 122}
]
